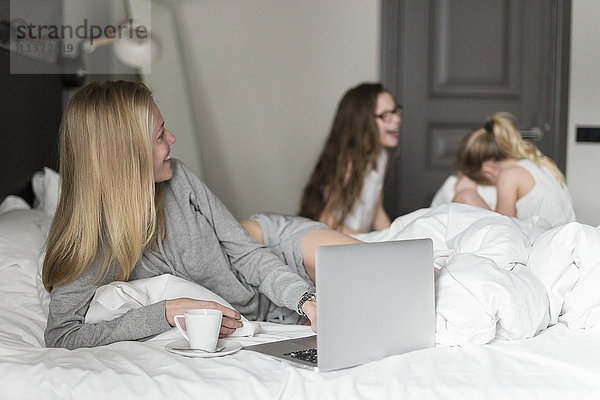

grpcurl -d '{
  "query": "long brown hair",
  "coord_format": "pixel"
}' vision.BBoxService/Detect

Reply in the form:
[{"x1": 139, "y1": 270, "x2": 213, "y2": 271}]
[
  {"x1": 454, "y1": 112, "x2": 564, "y2": 185},
  {"x1": 298, "y1": 83, "x2": 388, "y2": 228},
  {"x1": 43, "y1": 81, "x2": 163, "y2": 292}
]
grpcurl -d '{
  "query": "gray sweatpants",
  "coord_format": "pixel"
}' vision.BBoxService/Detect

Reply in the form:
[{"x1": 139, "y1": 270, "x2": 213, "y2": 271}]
[
  {"x1": 250, "y1": 212, "x2": 327, "y2": 291},
  {"x1": 249, "y1": 212, "x2": 326, "y2": 324}
]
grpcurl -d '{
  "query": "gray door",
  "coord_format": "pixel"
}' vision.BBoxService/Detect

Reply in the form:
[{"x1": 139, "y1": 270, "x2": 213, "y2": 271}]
[{"x1": 381, "y1": 0, "x2": 571, "y2": 216}]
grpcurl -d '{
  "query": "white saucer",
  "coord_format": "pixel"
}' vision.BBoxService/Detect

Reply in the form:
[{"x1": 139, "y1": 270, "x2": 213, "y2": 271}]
[{"x1": 165, "y1": 339, "x2": 242, "y2": 358}]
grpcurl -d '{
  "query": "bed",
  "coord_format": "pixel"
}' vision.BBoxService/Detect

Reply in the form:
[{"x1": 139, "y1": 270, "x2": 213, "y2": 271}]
[{"x1": 2, "y1": 167, "x2": 600, "y2": 400}]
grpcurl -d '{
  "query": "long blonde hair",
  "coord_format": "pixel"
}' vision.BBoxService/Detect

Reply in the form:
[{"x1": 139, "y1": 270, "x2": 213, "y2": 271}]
[
  {"x1": 43, "y1": 81, "x2": 161, "y2": 292},
  {"x1": 454, "y1": 112, "x2": 564, "y2": 185}
]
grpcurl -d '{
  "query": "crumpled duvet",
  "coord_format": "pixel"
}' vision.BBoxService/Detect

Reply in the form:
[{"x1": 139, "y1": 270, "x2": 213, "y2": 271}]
[
  {"x1": 528, "y1": 222, "x2": 600, "y2": 330},
  {"x1": 356, "y1": 203, "x2": 600, "y2": 346}
]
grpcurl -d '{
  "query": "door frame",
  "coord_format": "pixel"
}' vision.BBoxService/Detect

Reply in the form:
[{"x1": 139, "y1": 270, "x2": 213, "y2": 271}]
[{"x1": 380, "y1": 0, "x2": 571, "y2": 212}]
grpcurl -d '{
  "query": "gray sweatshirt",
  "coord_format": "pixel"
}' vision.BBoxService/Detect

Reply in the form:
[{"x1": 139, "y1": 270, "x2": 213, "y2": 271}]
[{"x1": 45, "y1": 160, "x2": 311, "y2": 349}]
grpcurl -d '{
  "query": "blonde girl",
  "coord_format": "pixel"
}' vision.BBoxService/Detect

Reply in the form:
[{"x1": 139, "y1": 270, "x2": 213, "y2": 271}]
[
  {"x1": 43, "y1": 81, "x2": 336, "y2": 349},
  {"x1": 452, "y1": 112, "x2": 575, "y2": 227}
]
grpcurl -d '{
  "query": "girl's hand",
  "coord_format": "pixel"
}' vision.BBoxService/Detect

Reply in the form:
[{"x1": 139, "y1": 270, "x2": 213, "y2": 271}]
[
  {"x1": 165, "y1": 298, "x2": 243, "y2": 337},
  {"x1": 302, "y1": 300, "x2": 317, "y2": 333}
]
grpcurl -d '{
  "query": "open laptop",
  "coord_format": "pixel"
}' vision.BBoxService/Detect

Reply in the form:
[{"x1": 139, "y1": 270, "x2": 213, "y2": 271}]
[{"x1": 245, "y1": 238, "x2": 435, "y2": 372}]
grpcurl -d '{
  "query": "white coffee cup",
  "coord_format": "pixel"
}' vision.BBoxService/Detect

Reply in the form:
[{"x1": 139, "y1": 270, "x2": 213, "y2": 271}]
[{"x1": 173, "y1": 309, "x2": 223, "y2": 351}]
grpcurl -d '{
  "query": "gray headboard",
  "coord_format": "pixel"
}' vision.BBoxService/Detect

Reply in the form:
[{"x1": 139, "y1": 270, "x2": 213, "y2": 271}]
[
  {"x1": 0, "y1": 50, "x2": 62, "y2": 206},
  {"x1": 0, "y1": 0, "x2": 63, "y2": 205}
]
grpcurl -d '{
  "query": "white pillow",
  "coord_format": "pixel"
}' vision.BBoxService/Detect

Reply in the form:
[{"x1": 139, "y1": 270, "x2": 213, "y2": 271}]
[
  {"x1": 0, "y1": 195, "x2": 30, "y2": 215},
  {"x1": 32, "y1": 167, "x2": 61, "y2": 216},
  {"x1": 0, "y1": 207, "x2": 51, "y2": 346},
  {"x1": 0, "y1": 208, "x2": 52, "y2": 266},
  {"x1": 85, "y1": 274, "x2": 260, "y2": 337},
  {"x1": 0, "y1": 255, "x2": 48, "y2": 347}
]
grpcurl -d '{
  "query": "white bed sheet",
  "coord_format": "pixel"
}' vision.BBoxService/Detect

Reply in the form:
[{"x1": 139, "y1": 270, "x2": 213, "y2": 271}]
[
  {"x1": 2, "y1": 202, "x2": 600, "y2": 399},
  {"x1": 2, "y1": 320, "x2": 600, "y2": 399}
]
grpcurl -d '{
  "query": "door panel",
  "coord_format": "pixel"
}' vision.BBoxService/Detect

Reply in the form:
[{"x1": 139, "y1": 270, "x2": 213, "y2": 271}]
[
  {"x1": 431, "y1": 0, "x2": 520, "y2": 99},
  {"x1": 381, "y1": 0, "x2": 570, "y2": 217}
]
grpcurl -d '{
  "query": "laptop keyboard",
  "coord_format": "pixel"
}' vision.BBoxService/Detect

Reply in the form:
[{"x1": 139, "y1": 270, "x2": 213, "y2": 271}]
[{"x1": 284, "y1": 348, "x2": 318, "y2": 364}]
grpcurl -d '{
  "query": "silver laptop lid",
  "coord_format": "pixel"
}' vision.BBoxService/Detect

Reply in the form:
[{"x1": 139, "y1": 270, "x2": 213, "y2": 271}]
[{"x1": 316, "y1": 239, "x2": 435, "y2": 372}]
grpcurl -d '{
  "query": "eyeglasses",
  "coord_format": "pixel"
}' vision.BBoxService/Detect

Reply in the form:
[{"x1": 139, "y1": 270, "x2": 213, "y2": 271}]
[{"x1": 375, "y1": 105, "x2": 402, "y2": 122}]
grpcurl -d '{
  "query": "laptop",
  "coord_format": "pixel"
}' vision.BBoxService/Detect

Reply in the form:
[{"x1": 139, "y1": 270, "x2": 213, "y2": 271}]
[{"x1": 245, "y1": 238, "x2": 435, "y2": 372}]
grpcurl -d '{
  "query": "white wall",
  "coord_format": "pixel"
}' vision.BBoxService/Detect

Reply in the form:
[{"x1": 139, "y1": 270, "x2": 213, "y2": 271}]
[
  {"x1": 160, "y1": 0, "x2": 599, "y2": 226},
  {"x1": 170, "y1": 0, "x2": 380, "y2": 219},
  {"x1": 62, "y1": 0, "x2": 136, "y2": 76},
  {"x1": 567, "y1": 0, "x2": 600, "y2": 227},
  {"x1": 131, "y1": 0, "x2": 205, "y2": 180}
]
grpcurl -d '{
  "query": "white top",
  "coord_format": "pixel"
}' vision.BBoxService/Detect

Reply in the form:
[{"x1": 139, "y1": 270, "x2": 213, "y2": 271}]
[
  {"x1": 343, "y1": 150, "x2": 388, "y2": 232},
  {"x1": 514, "y1": 159, "x2": 576, "y2": 227}
]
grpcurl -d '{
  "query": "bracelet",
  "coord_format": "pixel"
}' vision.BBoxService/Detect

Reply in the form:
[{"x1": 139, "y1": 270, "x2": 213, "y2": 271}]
[{"x1": 296, "y1": 291, "x2": 316, "y2": 317}]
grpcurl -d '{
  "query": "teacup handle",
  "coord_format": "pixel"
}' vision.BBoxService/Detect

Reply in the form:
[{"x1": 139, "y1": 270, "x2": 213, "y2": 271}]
[{"x1": 173, "y1": 315, "x2": 188, "y2": 341}]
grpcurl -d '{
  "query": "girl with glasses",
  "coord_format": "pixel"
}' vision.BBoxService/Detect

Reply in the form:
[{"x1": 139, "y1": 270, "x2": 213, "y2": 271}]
[{"x1": 298, "y1": 83, "x2": 401, "y2": 234}]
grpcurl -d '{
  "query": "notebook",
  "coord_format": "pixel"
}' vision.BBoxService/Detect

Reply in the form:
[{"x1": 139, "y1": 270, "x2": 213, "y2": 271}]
[{"x1": 245, "y1": 239, "x2": 435, "y2": 372}]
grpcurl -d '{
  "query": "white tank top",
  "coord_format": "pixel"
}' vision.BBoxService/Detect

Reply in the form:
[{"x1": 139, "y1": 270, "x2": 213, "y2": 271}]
[
  {"x1": 515, "y1": 159, "x2": 576, "y2": 227},
  {"x1": 343, "y1": 151, "x2": 388, "y2": 232}
]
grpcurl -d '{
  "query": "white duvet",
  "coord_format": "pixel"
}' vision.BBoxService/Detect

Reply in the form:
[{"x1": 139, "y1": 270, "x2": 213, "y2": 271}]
[{"x1": 357, "y1": 203, "x2": 600, "y2": 345}]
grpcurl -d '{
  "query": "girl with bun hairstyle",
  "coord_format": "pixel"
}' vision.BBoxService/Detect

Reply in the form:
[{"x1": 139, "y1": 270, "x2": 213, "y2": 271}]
[{"x1": 452, "y1": 112, "x2": 575, "y2": 227}]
